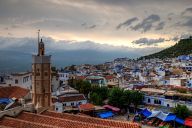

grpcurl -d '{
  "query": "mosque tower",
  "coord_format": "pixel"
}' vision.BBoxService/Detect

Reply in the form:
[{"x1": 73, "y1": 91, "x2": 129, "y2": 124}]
[{"x1": 32, "y1": 30, "x2": 51, "y2": 109}]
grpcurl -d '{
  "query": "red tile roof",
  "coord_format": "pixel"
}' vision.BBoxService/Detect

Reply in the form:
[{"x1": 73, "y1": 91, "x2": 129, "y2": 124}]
[
  {"x1": 0, "y1": 111, "x2": 140, "y2": 128},
  {"x1": 16, "y1": 112, "x2": 109, "y2": 128},
  {"x1": 79, "y1": 103, "x2": 95, "y2": 111},
  {"x1": 105, "y1": 75, "x2": 115, "y2": 80},
  {"x1": 0, "y1": 117, "x2": 54, "y2": 128},
  {"x1": 0, "y1": 111, "x2": 141, "y2": 128},
  {"x1": 0, "y1": 86, "x2": 29, "y2": 99},
  {"x1": 58, "y1": 94, "x2": 86, "y2": 102},
  {"x1": 42, "y1": 111, "x2": 141, "y2": 128},
  {"x1": 76, "y1": 76, "x2": 86, "y2": 80}
]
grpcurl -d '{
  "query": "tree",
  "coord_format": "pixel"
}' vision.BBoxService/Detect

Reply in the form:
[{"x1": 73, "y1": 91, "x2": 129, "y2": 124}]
[
  {"x1": 108, "y1": 88, "x2": 144, "y2": 110},
  {"x1": 68, "y1": 77, "x2": 78, "y2": 88},
  {"x1": 68, "y1": 65, "x2": 77, "y2": 71},
  {"x1": 90, "y1": 92, "x2": 102, "y2": 105},
  {"x1": 70, "y1": 79, "x2": 91, "y2": 97},
  {"x1": 130, "y1": 91, "x2": 144, "y2": 108},
  {"x1": 79, "y1": 81, "x2": 91, "y2": 97},
  {"x1": 108, "y1": 87, "x2": 124, "y2": 108},
  {"x1": 91, "y1": 86, "x2": 109, "y2": 100},
  {"x1": 89, "y1": 86, "x2": 109, "y2": 105},
  {"x1": 121, "y1": 90, "x2": 131, "y2": 107},
  {"x1": 51, "y1": 66, "x2": 57, "y2": 72},
  {"x1": 173, "y1": 104, "x2": 190, "y2": 119}
]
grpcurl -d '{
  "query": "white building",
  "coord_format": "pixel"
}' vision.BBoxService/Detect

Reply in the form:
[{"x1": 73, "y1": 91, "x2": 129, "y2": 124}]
[
  {"x1": 54, "y1": 94, "x2": 87, "y2": 113},
  {"x1": 58, "y1": 71, "x2": 70, "y2": 85},
  {"x1": 170, "y1": 78, "x2": 187, "y2": 86},
  {"x1": 142, "y1": 88, "x2": 192, "y2": 110},
  {"x1": 5, "y1": 72, "x2": 32, "y2": 90}
]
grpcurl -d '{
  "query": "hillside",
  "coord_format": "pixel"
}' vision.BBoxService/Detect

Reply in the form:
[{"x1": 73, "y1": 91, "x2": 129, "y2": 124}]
[{"x1": 139, "y1": 37, "x2": 192, "y2": 60}]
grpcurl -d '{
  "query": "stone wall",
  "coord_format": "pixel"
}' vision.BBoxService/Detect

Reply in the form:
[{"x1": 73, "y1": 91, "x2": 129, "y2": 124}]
[{"x1": 0, "y1": 103, "x2": 35, "y2": 118}]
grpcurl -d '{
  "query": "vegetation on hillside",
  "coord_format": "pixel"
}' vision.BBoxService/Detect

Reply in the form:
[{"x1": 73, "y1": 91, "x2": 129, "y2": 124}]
[{"x1": 139, "y1": 37, "x2": 192, "y2": 59}]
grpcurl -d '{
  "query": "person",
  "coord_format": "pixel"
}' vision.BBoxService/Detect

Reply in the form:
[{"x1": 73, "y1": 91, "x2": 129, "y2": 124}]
[{"x1": 127, "y1": 114, "x2": 130, "y2": 120}]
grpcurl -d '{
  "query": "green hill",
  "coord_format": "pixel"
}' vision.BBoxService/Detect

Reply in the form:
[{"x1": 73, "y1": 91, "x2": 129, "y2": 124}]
[{"x1": 139, "y1": 37, "x2": 192, "y2": 60}]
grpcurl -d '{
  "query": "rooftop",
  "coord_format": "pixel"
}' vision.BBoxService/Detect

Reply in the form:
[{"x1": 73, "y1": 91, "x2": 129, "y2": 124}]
[
  {"x1": 58, "y1": 94, "x2": 86, "y2": 102},
  {"x1": 0, "y1": 86, "x2": 29, "y2": 99},
  {"x1": 0, "y1": 110, "x2": 141, "y2": 128}
]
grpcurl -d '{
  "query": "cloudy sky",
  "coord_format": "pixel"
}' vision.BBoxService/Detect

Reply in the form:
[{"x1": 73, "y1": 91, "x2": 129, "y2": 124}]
[{"x1": 0, "y1": 0, "x2": 192, "y2": 50}]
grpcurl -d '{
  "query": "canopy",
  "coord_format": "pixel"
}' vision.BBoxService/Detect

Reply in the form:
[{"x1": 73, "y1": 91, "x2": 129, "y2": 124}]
[
  {"x1": 140, "y1": 108, "x2": 152, "y2": 117},
  {"x1": 147, "y1": 110, "x2": 176, "y2": 122},
  {"x1": 184, "y1": 118, "x2": 192, "y2": 127},
  {"x1": 140, "y1": 108, "x2": 182, "y2": 123},
  {"x1": 103, "y1": 105, "x2": 120, "y2": 112},
  {"x1": 97, "y1": 111, "x2": 114, "y2": 119},
  {"x1": 147, "y1": 110, "x2": 161, "y2": 118},
  {"x1": 157, "y1": 112, "x2": 169, "y2": 121},
  {"x1": 0, "y1": 98, "x2": 12, "y2": 104},
  {"x1": 175, "y1": 117, "x2": 184, "y2": 125},
  {"x1": 164, "y1": 113, "x2": 176, "y2": 122}
]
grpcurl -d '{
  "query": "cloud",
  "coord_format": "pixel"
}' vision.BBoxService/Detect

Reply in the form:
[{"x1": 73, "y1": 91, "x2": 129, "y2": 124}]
[
  {"x1": 88, "y1": 25, "x2": 96, "y2": 29},
  {"x1": 0, "y1": 0, "x2": 191, "y2": 47},
  {"x1": 132, "y1": 37, "x2": 165, "y2": 46},
  {"x1": 181, "y1": 7, "x2": 192, "y2": 15},
  {"x1": 171, "y1": 36, "x2": 179, "y2": 42},
  {"x1": 176, "y1": 17, "x2": 192, "y2": 28},
  {"x1": 155, "y1": 21, "x2": 165, "y2": 30},
  {"x1": 81, "y1": 23, "x2": 97, "y2": 29},
  {"x1": 169, "y1": 34, "x2": 191, "y2": 42},
  {"x1": 0, "y1": 36, "x2": 163, "y2": 55},
  {"x1": 0, "y1": 36, "x2": 165, "y2": 71},
  {"x1": 131, "y1": 14, "x2": 160, "y2": 32},
  {"x1": 116, "y1": 17, "x2": 138, "y2": 30},
  {"x1": 182, "y1": 17, "x2": 192, "y2": 27}
]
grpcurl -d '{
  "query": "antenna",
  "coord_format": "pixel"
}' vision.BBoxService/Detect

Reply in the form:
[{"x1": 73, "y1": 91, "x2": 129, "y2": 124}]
[
  {"x1": 37, "y1": 29, "x2": 40, "y2": 56},
  {"x1": 38, "y1": 29, "x2": 40, "y2": 43}
]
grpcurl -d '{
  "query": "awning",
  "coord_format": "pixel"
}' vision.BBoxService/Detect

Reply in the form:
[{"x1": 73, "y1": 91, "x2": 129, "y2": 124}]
[
  {"x1": 184, "y1": 118, "x2": 192, "y2": 127},
  {"x1": 175, "y1": 117, "x2": 184, "y2": 125},
  {"x1": 164, "y1": 113, "x2": 176, "y2": 122},
  {"x1": 157, "y1": 112, "x2": 169, "y2": 121},
  {"x1": 147, "y1": 110, "x2": 161, "y2": 118},
  {"x1": 147, "y1": 110, "x2": 176, "y2": 122},
  {"x1": 0, "y1": 98, "x2": 12, "y2": 104},
  {"x1": 141, "y1": 108, "x2": 152, "y2": 117},
  {"x1": 97, "y1": 111, "x2": 114, "y2": 118},
  {"x1": 103, "y1": 105, "x2": 120, "y2": 112}
]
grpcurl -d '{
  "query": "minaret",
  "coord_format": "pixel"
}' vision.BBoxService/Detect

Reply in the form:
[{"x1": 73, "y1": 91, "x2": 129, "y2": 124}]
[{"x1": 32, "y1": 31, "x2": 51, "y2": 109}]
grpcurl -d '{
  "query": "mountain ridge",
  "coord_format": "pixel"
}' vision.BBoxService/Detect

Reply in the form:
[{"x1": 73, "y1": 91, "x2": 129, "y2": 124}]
[{"x1": 139, "y1": 37, "x2": 192, "y2": 60}]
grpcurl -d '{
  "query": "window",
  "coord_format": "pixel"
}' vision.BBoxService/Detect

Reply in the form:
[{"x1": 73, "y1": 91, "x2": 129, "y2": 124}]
[
  {"x1": 36, "y1": 69, "x2": 40, "y2": 76},
  {"x1": 23, "y1": 78, "x2": 25, "y2": 83},
  {"x1": 63, "y1": 103, "x2": 66, "y2": 106},
  {"x1": 44, "y1": 72, "x2": 48, "y2": 76},
  {"x1": 167, "y1": 104, "x2": 170, "y2": 107},
  {"x1": 79, "y1": 102, "x2": 82, "y2": 105},
  {"x1": 56, "y1": 107, "x2": 58, "y2": 111},
  {"x1": 15, "y1": 79, "x2": 18, "y2": 84},
  {"x1": 71, "y1": 102, "x2": 74, "y2": 106},
  {"x1": 148, "y1": 98, "x2": 150, "y2": 103}
]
